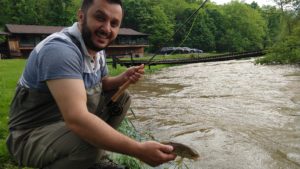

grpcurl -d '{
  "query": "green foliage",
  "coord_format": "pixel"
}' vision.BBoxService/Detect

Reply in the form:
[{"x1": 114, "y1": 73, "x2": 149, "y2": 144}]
[
  {"x1": 0, "y1": 0, "x2": 78, "y2": 27},
  {"x1": 174, "y1": 8, "x2": 216, "y2": 51},
  {"x1": 43, "y1": 0, "x2": 77, "y2": 26},
  {"x1": 261, "y1": 6, "x2": 282, "y2": 47},
  {"x1": 111, "y1": 118, "x2": 146, "y2": 169},
  {"x1": 11, "y1": 0, "x2": 43, "y2": 25},
  {"x1": 256, "y1": 21, "x2": 300, "y2": 64},
  {"x1": 205, "y1": 6, "x2": 227, "y2": 52},
  {"x1": 256, "y1": 0, "x2": 300, "y2": 64},
  {"x1": 107, "y1": 65, "x2": 127, "y2": 76},
  {"x1": 141, "y1": 6, "x2": 174, "y2": 51},
  {"x1": 0, "y1": 0, "x2": 12, "y2": 27},
  {"x1": 111, "y1": 154, "x2": 144, "y2": 169},
  {"x1": 158, "y1": 0, "x2": 190, "y2": 19},
  {"x1": 220, "y1": 2, "x2": 267, "y2": 52},
  {"x1": 123, "y1": 0, "x2": 174, "y2": 52},
  {"x1": 122, "y1": 0, "x2": 150, "y2": 31}
]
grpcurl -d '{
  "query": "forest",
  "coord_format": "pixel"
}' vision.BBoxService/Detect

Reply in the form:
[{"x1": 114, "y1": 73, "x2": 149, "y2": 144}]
[{"x1": 0, "y1": 0, "x2": 299, "y2": 63}]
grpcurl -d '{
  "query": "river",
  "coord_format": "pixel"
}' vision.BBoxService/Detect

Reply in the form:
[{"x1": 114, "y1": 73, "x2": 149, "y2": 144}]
[{"x1": 127, "y1": 59, "x2": 300, "y2": 169}]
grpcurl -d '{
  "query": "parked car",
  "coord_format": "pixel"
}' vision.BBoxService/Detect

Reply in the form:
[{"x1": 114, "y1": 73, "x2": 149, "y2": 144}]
[{"x1": 160, "y1": 47, "x2": 203, "y2": 54}]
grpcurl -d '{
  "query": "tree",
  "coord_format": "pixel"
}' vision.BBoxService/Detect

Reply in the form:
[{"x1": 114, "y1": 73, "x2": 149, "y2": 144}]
[
  {"x1": 122, "y1": 0, "x2": 151, "y2": 30},
  {"x1": 205, "y1": 5, "x2": 227, "y2": 52},
  {"x1": 0, "y1": 0, "x2": 12, "y2": 27},
  {"x1": 183, "y1": 9, "x2": 216, "y2": 51},
  {"x1": 220, "y1": 1, "x2": 267, "y2": 52},
  {"x1": 1, "y1": 0, "x2": 45, "y2": 25},
  {"x1": 261, "y1": 6, "x2": 282, "y2": 47},
  {"x1": 122, "y1": 0, "x2": 174, "y2": 52},
  {"x1": 158, "y1": 0, "x2": 190, "y2": 20},
  {"x1": 140, "y1": 6, "x2": 174, "y2": 51},
  {"x1": 249, "y1": 1, "x2": 259, "y2": 9},
  {"x1": 43, "y1": 0, "x2": 76, "y2": 26},
  {"x1": 257, "y1": 0, "x2": 300, "y2": 64}
]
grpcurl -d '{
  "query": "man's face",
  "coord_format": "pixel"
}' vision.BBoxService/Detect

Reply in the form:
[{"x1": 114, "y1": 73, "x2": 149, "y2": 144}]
[{"x1": 79, "y1": 0, "x2": 123, "y2": 51}]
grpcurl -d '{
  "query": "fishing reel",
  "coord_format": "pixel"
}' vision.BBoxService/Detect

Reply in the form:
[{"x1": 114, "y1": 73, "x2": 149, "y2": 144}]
[{"x1": 107, "y1": 101, "x2": 123, "y2": 116}]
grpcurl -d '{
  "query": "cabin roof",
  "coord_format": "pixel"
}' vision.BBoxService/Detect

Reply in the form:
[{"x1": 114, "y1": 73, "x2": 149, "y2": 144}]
[
  {"x1": 5, "y1": 24, "x2": 148, "y2": 36},
  {"x1": 0, "y1": 31, "x2": 10, "y2": 35},
  {"x1": 6, "y1": 24, "x2": 64, "y2": 34}
]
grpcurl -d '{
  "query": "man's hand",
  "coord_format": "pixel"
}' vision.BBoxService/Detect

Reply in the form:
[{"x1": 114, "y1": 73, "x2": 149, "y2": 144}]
[
  {"x1": 135, "y1": 141, "x2": 177, "y2": 167},
  {"x1": 102, "y1": 64, "x2": 144, "y2": 91},
  {"x1": 123, "y1": 64, "x2": 144, "y2": 84}
]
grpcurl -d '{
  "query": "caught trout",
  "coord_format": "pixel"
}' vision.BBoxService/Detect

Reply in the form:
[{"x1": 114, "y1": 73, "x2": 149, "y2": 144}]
[{"x1": 162, "y1": 141, "x2": 199, "y2": 160}]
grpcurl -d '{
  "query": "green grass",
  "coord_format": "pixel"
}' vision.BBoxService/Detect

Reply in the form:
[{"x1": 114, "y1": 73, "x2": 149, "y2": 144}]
[
  {"x1": 108, "y1": 52, "x2": 228, "y2": 63},
  {"x1": 0, "y1": 59, "x2": 26, "y2": 168}
]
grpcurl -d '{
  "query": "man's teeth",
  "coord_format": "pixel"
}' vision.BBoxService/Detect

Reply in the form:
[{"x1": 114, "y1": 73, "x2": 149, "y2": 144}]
[{"x1": 96, "y1": 32, "x2": 107, "y2": 38}]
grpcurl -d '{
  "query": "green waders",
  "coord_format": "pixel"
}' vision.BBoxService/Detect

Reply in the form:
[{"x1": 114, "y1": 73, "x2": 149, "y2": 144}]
[{"x1": 6, "y1": 83, "x2": 131, "y2": 169}]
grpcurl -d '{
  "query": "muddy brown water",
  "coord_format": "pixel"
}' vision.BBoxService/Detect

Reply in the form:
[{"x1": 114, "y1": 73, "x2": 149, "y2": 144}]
[{"x1": 127, "y1": 59, "x2": 300, "y2": 169}]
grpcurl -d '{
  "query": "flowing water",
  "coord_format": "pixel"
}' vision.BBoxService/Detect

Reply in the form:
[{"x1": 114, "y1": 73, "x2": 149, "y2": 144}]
[{"x1": 128, "y1": 59, "x2": 300, "y2": 169}]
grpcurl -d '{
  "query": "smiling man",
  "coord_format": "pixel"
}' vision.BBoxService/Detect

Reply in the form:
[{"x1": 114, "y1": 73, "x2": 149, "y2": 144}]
[{"x1": 6, "y1": 0, "x2": 176, "y2": 169}]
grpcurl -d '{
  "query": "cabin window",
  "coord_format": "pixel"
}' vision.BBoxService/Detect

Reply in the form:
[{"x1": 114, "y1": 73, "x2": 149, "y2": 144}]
[{"x1": 20, "y1": 35, "x2": 35, "y2": 47}]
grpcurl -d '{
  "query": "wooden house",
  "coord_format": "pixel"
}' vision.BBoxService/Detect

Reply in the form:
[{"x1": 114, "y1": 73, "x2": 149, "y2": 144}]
[{"x1": 1, "y1": 24, "x2": 149, "y2": 58}]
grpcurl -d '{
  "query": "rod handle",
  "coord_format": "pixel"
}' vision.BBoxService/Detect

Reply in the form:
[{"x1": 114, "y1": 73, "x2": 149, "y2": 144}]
[{"x1": 111, "y1": 80, "x2": 131, "y2": 102}]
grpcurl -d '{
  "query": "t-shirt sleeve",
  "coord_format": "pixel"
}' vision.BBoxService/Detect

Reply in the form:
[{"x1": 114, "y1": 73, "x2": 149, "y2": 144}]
[{"x1": 37, "y1": 39, "x2": 83, "y2": 82}]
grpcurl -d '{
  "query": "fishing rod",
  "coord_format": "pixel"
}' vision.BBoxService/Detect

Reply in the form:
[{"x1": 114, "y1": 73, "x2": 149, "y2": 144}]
[{"x1": 107, "y1": 0, "x2": 209, "y2": 111}]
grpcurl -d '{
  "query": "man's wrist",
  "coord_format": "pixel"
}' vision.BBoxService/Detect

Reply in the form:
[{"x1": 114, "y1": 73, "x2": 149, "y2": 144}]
[{"x1": 127, "y1": 141, "x2": 143, "y2": 158}]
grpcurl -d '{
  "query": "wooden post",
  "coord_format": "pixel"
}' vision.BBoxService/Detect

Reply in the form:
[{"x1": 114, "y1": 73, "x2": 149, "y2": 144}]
[{"x1": 112, "y1": 55, "x2": 117, "y2": 69}]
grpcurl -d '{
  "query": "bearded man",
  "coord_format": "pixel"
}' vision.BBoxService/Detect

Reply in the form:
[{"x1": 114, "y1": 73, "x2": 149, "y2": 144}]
[{"x1": 6, "y1": 0, "x2": 176, "y2": 168}]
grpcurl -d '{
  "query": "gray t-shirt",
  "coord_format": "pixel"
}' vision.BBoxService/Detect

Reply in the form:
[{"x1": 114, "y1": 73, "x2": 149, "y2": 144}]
[
  {"x1": 19, "y1": 23, "x2": 108, "y2": 91},
  {"x1": 8, "y1": 23, "x2": 108, "y2": 130}
]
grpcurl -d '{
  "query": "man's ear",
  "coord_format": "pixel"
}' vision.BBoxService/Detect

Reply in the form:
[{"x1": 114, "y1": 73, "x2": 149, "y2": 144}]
[{"x1": 77, "y1": 9, "x2": 84, "y2": 24}]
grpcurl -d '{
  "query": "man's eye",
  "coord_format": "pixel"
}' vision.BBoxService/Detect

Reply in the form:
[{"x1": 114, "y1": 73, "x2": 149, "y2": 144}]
[
  {"x1": 96, "y1": 16, "x2": 105, "y2": 21},
  {"x1": 111, "y1": 21, "x2": 119, "y2": 28}
]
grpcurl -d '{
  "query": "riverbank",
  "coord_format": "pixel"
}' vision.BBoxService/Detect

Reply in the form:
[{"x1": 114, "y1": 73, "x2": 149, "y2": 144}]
[{"x1": 255, "y1": 46, "x2": 300, "y2": 65}]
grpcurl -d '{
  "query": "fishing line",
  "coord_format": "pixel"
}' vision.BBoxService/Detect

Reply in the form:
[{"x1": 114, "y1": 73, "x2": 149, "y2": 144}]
[
  {"x1": 147, "y1": 0, "x2": 209, "y2": 65},
  {"x1": 178, "y1": 11, "x2": 200, "y2": 47},
  {"x1": 167, "y1": 9, "x2": 200, "y2": 56}
]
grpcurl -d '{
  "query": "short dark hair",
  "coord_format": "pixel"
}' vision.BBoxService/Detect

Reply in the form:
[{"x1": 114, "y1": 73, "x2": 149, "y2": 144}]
[{"x1": 81, "y1": 0, "x2": 123, "y2": 13}]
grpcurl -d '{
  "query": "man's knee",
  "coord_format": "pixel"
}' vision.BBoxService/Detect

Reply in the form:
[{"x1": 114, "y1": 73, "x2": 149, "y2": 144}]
[{"x1": 43, "y1": 131, "x2": 99, "y2": 169}]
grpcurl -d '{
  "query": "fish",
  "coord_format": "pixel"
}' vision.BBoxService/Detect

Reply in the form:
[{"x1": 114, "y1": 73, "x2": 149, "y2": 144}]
[{"x1": 161, "y1": 141, "x2": 200, "y2": 160}]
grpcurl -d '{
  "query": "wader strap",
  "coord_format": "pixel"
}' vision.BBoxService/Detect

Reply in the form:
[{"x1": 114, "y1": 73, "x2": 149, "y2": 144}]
[{"x1": 63, "y1": 32, "x2": 84, "y2": 55}]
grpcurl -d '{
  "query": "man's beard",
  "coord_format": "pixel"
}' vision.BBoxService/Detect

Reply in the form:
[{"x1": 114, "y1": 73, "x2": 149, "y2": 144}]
[{"x1": 82, "y1": 19, "x2": 109, "y2": 52}]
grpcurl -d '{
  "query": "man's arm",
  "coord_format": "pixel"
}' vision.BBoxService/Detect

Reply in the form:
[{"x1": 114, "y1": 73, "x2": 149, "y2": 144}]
[{"x1": 47, "y1": 79, "x2": 176, "y2": 166}]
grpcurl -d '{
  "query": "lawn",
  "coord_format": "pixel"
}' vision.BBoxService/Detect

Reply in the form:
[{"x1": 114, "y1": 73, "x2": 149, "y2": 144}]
[{"x1": 0, "y1": 59, "x2": 26, "y2": 168}]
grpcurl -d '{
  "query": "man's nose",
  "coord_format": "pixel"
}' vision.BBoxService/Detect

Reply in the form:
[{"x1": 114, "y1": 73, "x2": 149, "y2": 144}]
[{"x1": 102, "y1": 22, "x2": 112, "y2": 34}]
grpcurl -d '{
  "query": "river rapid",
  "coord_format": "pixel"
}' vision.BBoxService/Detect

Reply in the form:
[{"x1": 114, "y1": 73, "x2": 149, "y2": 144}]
[{"x1": 128, "y1": 59, "x2": 300, "y2": 169}]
